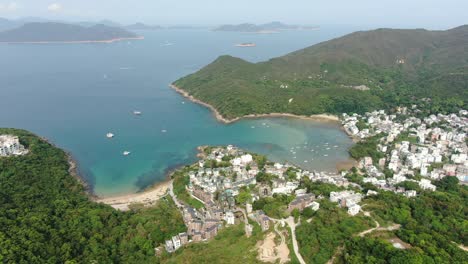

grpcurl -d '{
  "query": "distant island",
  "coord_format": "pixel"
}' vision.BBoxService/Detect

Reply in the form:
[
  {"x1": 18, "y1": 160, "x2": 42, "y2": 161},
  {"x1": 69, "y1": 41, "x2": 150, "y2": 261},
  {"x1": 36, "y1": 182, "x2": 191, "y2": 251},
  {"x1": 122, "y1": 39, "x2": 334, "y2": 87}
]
[
  {"x1": 126, "y1": 22, "x2": 162, "y2": 31},
  {"x1": 0, "y1": 22, "x2": 142, "y2": 43},
  {"x1": 213, "y1": 21, "x2": 319, "y2": 33},
  {"x1": 173, "y1": 25, "x2": 468, "y2": 121}
]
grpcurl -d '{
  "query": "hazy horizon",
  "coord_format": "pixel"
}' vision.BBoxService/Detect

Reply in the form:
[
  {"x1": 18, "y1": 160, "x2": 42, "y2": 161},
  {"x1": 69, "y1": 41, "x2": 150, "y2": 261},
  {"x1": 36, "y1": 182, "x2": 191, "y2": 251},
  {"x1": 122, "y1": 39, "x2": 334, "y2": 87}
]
[{"x1": 0, "y1": 0, "x2": 467, "y2": 30}]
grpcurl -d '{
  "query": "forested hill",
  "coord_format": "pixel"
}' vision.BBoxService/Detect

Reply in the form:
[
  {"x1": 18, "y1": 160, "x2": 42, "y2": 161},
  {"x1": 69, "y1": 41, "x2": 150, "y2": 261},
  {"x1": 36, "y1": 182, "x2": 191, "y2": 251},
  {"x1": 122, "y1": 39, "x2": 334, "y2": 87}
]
[
  {"x1": 0, "y1": 22, "x2": 138, "y2": 42},
  {"x1": 173, "y1": 25, "x2": 468, "y2": 120},
  {"x1": 0, "y1": 128, "x2": 185, "y2": 263}
]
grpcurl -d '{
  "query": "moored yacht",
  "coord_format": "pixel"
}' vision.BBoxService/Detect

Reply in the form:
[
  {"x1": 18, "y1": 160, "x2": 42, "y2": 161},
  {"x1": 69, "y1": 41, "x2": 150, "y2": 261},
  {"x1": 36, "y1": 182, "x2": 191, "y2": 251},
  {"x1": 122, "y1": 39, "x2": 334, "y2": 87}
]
[{"x1": 106, "y1": 133, "x2": 114, "y2": 138}]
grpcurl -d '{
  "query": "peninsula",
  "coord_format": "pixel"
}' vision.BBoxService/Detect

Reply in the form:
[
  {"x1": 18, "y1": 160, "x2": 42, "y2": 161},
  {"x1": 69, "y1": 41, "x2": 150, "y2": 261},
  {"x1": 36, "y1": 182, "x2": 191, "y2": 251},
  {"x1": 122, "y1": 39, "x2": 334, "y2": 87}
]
[
  {"x1": 0, "y1": 22, "x2": 142, "y2": 43},
  {"x1": 174, "y1": 25, "x2": 468, "y2": 121}
]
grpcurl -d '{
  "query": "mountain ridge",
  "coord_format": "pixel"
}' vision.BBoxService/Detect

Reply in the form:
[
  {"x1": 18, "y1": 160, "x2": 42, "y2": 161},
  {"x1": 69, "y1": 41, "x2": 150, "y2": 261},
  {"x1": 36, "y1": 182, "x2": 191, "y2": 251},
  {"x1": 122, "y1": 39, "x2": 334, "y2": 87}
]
[
  {"x1": 0, "y1": 22, "x2": 139, "y2": 43},
  {"x1": 173, "y1": 25, "x2": 468, "y2": 119}
]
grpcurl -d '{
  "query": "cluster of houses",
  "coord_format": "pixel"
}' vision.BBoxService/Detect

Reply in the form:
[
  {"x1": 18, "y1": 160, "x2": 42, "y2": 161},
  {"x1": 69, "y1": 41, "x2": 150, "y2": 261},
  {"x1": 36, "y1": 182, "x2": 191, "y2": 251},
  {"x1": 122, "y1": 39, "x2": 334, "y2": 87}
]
[
  {"x1": 164, "y1": 106, "x2": 466, "y2": 252},
  {"x1": 0, "y1": 135, "x2": 28, "y2": 157},
  {"x1": 343, "y1": 107, "x2": 467, "y2": 195},
  {"x1": 330, "y1": 190, "x2": 363, "y2": 216}
]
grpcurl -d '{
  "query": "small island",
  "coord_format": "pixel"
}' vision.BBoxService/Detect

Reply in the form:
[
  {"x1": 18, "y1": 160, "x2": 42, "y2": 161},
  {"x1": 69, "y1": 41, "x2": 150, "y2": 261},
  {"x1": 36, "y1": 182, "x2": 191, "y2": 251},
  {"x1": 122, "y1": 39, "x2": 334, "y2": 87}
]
[
  {"x1": 213, "y1": 21, "x2": 319, "y2": 33},
  {"x1": 125, "y1": 22, "x2": 162, "y2": 31},
  {"x1": 0, "y1": 22, "x2": 143, "y2": 43}
]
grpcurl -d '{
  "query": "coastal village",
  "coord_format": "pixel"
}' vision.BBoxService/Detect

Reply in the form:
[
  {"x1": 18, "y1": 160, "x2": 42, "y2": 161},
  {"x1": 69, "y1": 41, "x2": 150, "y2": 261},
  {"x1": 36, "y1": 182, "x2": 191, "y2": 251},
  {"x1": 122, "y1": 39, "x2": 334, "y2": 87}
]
[
  {"x1": 158, "y1": 104, "x2": 467, "y2": 261},
  {"x1": 2, "y1": 104, "x2": 465, "y2": 263}
]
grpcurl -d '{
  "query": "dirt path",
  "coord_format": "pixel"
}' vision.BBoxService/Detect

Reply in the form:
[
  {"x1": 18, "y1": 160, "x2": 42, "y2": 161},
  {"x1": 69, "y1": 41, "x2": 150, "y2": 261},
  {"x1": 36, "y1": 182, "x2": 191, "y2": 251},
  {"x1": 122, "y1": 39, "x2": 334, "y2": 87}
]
[{"x1": 257, "y1": 222, "x2": 290, "y2": 264}]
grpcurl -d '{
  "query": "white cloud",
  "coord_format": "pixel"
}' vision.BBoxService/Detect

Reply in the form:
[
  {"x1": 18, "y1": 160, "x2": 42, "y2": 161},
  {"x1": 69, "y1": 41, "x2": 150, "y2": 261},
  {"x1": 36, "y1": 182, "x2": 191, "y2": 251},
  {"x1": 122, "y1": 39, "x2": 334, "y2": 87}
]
[
  {"x1": 47, "y1": 3, "x2": 62, "y2": 12},
  {"x1": 0, "y1": 2, "x2": 19, "y2": 12}
]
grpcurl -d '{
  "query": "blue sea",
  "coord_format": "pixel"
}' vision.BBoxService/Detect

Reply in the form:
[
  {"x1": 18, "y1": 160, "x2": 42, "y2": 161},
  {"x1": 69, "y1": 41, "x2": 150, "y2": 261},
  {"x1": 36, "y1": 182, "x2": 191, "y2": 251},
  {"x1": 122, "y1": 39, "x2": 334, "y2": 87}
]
[{"x1": 0, "y1": 26, "x2": 359, "y2": 196}]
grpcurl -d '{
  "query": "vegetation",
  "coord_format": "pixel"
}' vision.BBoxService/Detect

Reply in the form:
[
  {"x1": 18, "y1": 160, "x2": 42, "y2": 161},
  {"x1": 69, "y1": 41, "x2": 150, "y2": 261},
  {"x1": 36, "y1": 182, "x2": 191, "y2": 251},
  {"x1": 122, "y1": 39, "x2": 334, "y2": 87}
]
[
  {"x1": 161, "y1": 223, "x2": 263, "y2": 264},
  {"x1": 171, "y1": 167, "x2": 204, "y2": 209},
  {"x1": 300, "y1": 178, "x2": 345, "y2": 196},
  {"x1": 356, "y1": 183, "x2": 468, "y2": 263},
  {"x1": 255, "y1": 171, "x2": 277, "y2": 185},
  {"x1": 295, "y1": 199, "x2": 374, "y2": 264},
  {"x1": 253, "y1": 194, "x2": 295, "y2": 219},
  {"x1": 236, "y1": 186, "x2": 253, "y2": 204},
  {"x1": 174, "y1": 26, "x2": 468, "y2": 119},
  {"x1": 349, "y1": 134, "x2": 384, "y2": 161},
  {"x1": 0, "y1": 129, "x2": 185, "y2": 263}
]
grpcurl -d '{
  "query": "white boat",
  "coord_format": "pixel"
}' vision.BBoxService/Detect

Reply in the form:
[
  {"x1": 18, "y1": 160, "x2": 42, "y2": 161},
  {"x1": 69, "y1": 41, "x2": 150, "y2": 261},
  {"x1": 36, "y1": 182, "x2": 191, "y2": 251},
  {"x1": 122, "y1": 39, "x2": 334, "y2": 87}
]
[
  {"x1": 123, "y1": 151, "x2": 131, "y2": 156},
  {"x1": 106, "y1": 133, "x2": 114, "y2": 138},
  {"x1": 133, "y1": 110, "x2": 142, "y2": 115},
  {"x1": 161, "y1": 129, "x2": 167, "y2": 133}
]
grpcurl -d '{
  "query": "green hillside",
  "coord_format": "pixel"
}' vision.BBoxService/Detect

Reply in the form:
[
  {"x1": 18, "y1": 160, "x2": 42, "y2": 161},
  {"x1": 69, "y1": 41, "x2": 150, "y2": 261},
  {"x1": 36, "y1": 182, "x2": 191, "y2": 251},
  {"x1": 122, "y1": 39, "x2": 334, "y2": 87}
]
[
  {"x1": 0, "y1": 129, "x2": 185, "y2": 263},
  {"x1": 174, "y1": 26, "x2": 468, "y2": 119}
]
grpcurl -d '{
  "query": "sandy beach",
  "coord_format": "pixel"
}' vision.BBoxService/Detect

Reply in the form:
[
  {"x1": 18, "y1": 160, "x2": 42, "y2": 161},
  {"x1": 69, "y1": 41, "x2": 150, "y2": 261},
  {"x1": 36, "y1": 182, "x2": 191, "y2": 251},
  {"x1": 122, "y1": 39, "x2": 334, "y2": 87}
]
[
  {"x1": 95, "y1": 179, "x2": 171, "y2": 211},
  {"x1": 170, "y1": 84, "x2": 340, "y2": 124},
  {"x1": 0, "y1": 36, "x2": 144, "y2": 44}
]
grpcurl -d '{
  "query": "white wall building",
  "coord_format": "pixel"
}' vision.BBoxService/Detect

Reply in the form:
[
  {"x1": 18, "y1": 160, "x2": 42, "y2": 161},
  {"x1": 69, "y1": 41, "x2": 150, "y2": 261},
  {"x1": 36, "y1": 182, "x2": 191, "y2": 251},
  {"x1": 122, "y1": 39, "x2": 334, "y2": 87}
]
[{"x1": 0, "y1": 135, "x2": 27, "y2": 157}]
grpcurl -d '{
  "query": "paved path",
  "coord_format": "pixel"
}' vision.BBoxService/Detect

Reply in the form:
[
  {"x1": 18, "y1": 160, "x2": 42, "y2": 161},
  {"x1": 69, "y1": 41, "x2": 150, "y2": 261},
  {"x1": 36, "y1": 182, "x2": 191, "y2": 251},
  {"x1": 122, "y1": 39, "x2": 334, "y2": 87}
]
[
  {"x1": 285, "y1": 217, "x2": 306, "y2": 264},
  {"x1": 236, "y1": 207, "x2": 251, "y2": 237},
  {"x1": 168, "y1": 180, "x2": 183, "y2": 208}
]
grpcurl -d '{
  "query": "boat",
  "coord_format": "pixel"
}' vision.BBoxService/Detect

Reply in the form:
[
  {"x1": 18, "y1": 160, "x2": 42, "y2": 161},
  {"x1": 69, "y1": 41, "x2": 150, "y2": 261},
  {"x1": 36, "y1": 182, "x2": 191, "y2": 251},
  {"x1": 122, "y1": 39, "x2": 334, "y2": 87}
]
[
  {"x1": 106, "y1": 133, "x2": 114, "y2": 138},
  {"x1": 123, "y1": 151, "x2": 131, "y2": 156},
  {"x1": 133, "y1": 110, "x2": 142, "y2": 115},
  {"x1": 235, "y1": 43, "x2": 256, "y2": 47},
  {"x1": 161, "y1": 129, "x2": 167, "y2": 133}
]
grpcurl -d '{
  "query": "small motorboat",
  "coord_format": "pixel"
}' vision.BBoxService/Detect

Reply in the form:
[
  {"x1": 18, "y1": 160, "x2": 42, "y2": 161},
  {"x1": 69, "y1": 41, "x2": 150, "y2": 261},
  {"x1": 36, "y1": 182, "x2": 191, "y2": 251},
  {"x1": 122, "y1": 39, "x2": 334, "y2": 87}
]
[
  {"x1": 133, "y1": 111, "x2": 142, "y2": 115},
  {"x1": 123, "y1": 151, "x2": 131, "y2": 156},
  {"x1": 106, "y1": 133, "x2": 114, "y2": 138}
]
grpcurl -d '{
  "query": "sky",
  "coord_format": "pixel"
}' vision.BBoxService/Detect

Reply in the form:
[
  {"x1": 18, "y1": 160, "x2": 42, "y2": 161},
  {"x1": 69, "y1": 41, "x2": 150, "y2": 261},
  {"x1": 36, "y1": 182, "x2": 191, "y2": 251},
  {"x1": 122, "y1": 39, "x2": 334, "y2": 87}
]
[{"x1": 0, "y1": 0, "x2": 467, "y2": 29}]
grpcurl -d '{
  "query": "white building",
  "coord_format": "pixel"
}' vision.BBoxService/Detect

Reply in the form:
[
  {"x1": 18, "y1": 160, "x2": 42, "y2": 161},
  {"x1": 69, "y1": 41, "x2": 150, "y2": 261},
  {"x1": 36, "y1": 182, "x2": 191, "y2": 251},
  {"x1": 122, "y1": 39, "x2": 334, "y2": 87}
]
[
  {"x1": 172, "y1": 235, "x2": 181, "y2": 250},
  {"x1": 419, "y1": 179, "x2": 436, "y2": 191},
  {"x1": 404, "y1": 190, "x2": 417, "y2": 197},
  {"x1": 348, "y1": 204, "x2": 361, "y2": 216},
  {"x1": 240, "y1": 154, "x2": 253, "y2": 164},
  {"x1": 309, "y1": 201, "x2": 320, "y2": 211},
  {"x1": 224, "y1": 211, "x2": 235, "y2": 225},
  {"x1": 0, "y1": 135, "x2": 27, "y2": 157}
]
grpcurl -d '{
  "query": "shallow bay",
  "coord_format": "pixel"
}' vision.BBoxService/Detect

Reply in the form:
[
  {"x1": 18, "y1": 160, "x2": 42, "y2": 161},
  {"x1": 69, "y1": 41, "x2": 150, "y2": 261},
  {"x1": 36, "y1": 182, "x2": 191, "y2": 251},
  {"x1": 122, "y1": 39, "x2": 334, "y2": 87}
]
[{"x1": 0, "y1": 27, "x2": 358, "y2": 196}]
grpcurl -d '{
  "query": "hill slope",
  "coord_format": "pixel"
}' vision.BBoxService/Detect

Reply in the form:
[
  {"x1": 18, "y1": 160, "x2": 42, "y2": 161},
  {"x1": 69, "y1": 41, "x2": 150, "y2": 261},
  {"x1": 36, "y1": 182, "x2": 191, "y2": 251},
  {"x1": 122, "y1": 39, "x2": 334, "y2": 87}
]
[
  {"x1": 174, "y1": 26, "x2": 468, "y2": 119},
  {"x1": 0, "y1": 128, "x2": 185, "y2": 263},
  {"x1": 0, "y1": 22, "x2": 139, "y2": 42}
]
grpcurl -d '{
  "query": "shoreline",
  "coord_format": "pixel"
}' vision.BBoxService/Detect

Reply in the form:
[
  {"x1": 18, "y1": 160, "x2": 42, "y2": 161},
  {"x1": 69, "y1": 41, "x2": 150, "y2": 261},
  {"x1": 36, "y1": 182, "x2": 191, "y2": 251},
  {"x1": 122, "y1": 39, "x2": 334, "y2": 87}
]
[
  {"x1": 169, "y1": 84, "x2": 340, "y2": 124},
  {"x1": 94, "y1": 165, "x2": 185, "y2": 210},
  {"x1": 40, "y1": 136, "x2": 97, "y2": 198},
  {"x1": 94, "y1": 178, "x2": 172, "y2": 211},
  {"x1": 0, "y1": 36, "x2": 144, "y2": 44}
]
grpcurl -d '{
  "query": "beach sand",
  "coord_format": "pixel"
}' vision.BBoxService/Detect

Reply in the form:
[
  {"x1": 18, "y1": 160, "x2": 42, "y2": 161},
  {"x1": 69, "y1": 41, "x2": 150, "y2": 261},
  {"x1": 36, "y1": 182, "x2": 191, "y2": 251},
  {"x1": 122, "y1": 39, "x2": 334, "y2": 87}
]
[{"x1": 95, "y1": 180, "x2": 171, "y2": 211}]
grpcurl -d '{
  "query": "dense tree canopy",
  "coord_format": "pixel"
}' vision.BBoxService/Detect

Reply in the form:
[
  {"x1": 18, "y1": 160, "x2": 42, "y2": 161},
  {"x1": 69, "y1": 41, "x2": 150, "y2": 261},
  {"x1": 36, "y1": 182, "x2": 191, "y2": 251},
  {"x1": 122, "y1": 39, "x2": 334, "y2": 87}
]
[{"x1": 0, "y1": 129, "x2": 185, "y2": 263}]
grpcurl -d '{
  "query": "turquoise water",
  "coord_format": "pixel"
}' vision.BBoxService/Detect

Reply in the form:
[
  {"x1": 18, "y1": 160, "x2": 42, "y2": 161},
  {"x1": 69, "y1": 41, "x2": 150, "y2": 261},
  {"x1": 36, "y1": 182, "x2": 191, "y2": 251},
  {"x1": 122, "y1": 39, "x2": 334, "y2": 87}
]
[{"x1": 0, "y1": 27, "x2": 357, "y2": 196}]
